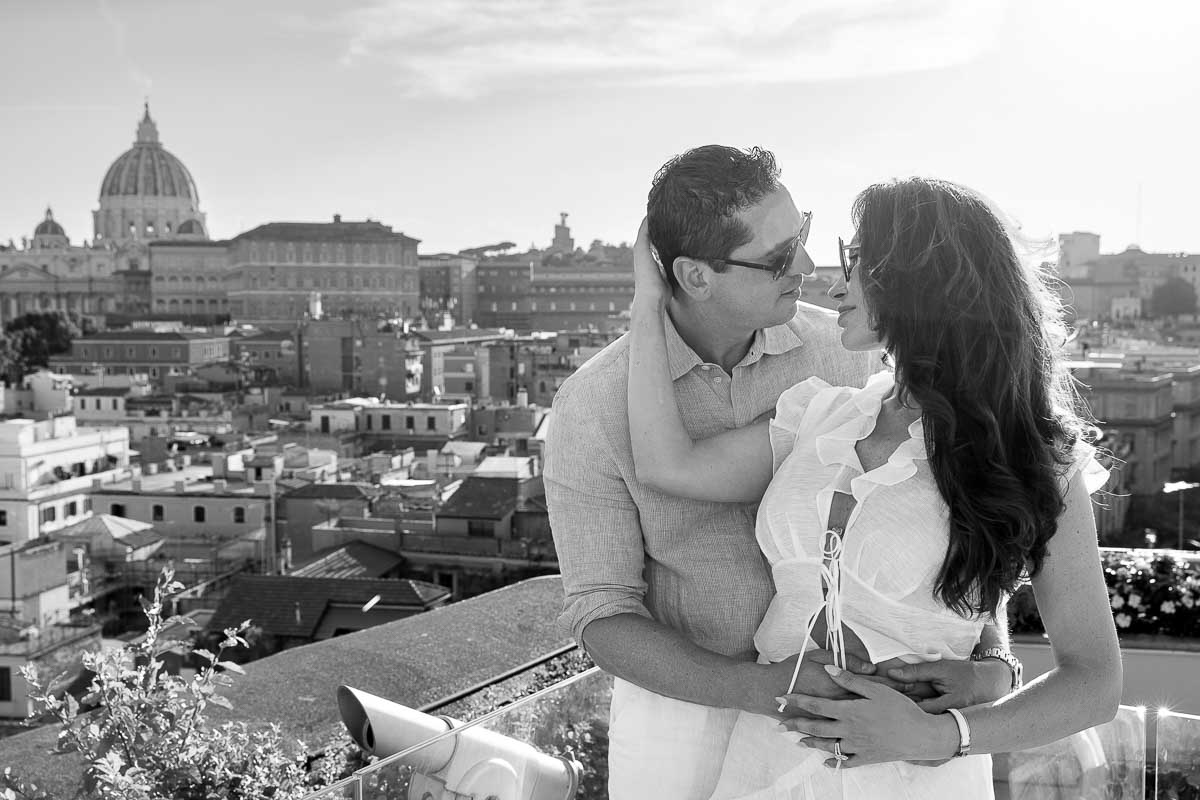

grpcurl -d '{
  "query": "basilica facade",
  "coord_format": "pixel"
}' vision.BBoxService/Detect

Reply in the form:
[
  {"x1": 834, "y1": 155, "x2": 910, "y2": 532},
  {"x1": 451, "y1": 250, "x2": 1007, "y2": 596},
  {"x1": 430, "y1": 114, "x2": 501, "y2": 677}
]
[
  {"x1": 2, "y1": 106, "x2": 424, "y2": 330},
  {"x1": 0, "y1": 105, "x2": 212, "y2": 327}
]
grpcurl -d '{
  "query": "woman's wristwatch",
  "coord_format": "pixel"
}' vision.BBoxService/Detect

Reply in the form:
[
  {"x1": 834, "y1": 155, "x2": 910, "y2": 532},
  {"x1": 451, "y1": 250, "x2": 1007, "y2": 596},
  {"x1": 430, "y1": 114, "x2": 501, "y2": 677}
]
[{"x1": 970, "y1": 646, "x2": 1024, "y2": 692}]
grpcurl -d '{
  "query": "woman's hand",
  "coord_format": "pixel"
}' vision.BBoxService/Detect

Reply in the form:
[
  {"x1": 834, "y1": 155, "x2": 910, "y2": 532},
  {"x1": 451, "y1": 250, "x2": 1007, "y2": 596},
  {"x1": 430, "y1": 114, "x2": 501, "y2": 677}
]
[
  {"x1": 633, "y1": 216, "x2": 670, "y2": 307},
  {"x1": 777, "y1": 665, "x2": 959, "y2": 768},
  {"x1": 886, "y1": 658, "x2": 1013, "y2": 713}
]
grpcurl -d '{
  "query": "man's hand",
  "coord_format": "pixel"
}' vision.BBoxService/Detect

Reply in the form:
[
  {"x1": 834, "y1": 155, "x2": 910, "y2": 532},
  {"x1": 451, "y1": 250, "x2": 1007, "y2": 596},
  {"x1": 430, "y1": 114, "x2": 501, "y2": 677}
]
[
  {"x1": 886, "y1": 658, "x2": 1012, "y2": 713},
  {"x1": 737, "y1": 650, "x2": 916, "y2": 719}
]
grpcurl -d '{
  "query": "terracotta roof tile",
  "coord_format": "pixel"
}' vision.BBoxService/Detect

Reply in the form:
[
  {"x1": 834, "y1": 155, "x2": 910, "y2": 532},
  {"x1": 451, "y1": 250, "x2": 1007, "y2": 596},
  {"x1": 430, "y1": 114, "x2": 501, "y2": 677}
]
[
  {"x1": 208, "y1": 575, "x2": 448, "y2": 640},
  {"x1": 291, "y1": 542, "x2": 404, "y2": 579},
  {"x1": 437, "y1": 476, "x2": 520, "y2": 520}
]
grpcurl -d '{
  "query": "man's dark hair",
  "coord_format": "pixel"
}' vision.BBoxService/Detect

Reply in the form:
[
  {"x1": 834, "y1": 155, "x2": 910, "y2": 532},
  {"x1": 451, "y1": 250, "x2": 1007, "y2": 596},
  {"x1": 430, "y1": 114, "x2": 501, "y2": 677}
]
[{"x1": 646, "y1": 145, "x2": 781, "y2": 290}]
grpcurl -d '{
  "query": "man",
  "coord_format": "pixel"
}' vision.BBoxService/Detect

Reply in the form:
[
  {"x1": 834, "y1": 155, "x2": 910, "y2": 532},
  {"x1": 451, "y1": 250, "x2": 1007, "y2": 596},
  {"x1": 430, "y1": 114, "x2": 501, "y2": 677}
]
[{"x1": 545, "y1": 145, "x2": 1017, "y2": 799}]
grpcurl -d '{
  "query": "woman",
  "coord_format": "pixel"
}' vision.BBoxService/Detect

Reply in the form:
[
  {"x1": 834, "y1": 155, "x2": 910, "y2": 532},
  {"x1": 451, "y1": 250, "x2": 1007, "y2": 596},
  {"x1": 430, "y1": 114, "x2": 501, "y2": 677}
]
[{"x1": 627, "y1": 177, "x2": 1122, "y2": 798}]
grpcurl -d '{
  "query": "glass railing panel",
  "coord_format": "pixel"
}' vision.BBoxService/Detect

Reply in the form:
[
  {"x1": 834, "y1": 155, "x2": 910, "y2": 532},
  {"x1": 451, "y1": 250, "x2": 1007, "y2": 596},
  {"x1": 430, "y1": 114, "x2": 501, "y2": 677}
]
[
  {"x1": 354, "y1": 667, "x2": 611, "y2": 800},
  {"x1": 303, "y1": 663, "x2": 1188, "y2": 800},
  {"x1": 302, "y1": 775, "x2": 361, "y2": 799},
  {"x1": 993, "y1": 705, "x2": 1146, "y2": 800},
  {"x1": 1156, "y1": 709, "x2": 1200, "y2": 799}
]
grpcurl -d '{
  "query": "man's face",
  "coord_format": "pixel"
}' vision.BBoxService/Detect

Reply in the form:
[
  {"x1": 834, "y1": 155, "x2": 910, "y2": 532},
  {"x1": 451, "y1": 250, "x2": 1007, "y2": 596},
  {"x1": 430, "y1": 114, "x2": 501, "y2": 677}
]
[{"x1": 704, "y1": 186, "x2": 814, "y2": 333}]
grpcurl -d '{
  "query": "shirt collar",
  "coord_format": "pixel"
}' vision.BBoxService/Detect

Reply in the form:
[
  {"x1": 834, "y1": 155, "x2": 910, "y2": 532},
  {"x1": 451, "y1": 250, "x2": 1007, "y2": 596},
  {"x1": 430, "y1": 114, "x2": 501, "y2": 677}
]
[{"x1": 664, "y1": 314, "x2": 806, "y2": 381}]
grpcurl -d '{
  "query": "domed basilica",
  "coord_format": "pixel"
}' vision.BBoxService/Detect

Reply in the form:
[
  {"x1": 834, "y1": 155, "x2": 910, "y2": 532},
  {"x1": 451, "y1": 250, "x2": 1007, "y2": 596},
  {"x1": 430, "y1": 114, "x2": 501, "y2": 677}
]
[
  {"x1": 2, "y1": 105, "x2": 422, "y2": 330},
  {"x1": 0, "y1": 104, "x2": 211, "y2": 327}
]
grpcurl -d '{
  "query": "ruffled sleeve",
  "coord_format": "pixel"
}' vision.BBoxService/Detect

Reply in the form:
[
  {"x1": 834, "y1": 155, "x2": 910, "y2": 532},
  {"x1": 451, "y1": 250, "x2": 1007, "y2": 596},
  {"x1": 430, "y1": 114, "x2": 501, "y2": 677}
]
[
  {"x1": 768, "y1": 377, "x2": 832, "y2": 474},
  {"x1": 1059, "y1": 438, "x2": 1110, "y2": 495}
]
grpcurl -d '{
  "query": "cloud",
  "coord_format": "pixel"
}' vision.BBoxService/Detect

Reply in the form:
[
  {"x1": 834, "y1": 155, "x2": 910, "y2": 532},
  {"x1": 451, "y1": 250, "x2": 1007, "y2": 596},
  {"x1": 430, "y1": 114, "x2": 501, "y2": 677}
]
[
  {"x1": 299, "y1": 0, "x2": 1008, "y2": 98},
  {"x1": 96, "y1": 0, "x2": 153, "y2": 96}
]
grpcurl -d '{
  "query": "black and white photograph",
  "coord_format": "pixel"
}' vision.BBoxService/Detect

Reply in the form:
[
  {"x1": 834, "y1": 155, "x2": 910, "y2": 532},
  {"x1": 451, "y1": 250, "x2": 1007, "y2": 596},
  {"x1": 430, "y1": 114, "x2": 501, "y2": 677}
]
[{"x1": 1, "y1": 1, "x2": 1199, "y2": 798}]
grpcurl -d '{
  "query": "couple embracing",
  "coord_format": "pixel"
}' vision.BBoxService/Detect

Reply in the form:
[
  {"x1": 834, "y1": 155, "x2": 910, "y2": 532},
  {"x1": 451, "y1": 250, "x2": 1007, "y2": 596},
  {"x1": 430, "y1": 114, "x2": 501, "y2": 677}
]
[{"x1": 545, "y1": 145, "x2": 1122, "y2": 799}]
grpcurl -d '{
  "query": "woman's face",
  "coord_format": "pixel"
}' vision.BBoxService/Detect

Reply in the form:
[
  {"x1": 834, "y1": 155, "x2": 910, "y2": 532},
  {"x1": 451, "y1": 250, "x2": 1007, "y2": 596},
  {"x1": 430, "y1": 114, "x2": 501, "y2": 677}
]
[{"x1": 828, "y1": 234, "x2": 883, "y2": 351}]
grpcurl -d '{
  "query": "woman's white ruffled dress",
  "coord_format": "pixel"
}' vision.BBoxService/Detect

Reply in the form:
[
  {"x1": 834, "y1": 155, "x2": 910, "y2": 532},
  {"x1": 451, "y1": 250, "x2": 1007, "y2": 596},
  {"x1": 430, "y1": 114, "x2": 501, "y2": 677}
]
[{"x1": 707, "y1": 371, "x2": 1106, "y2": 800}]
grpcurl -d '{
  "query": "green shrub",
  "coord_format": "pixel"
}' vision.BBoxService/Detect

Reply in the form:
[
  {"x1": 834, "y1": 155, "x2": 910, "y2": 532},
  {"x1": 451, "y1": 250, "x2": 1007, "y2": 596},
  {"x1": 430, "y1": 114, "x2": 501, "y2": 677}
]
[
  {"x1": 1010, "y1": 549, "x2": 1200, "y2": 638},
  {"x1": 1, "y1": 568, "x2": 355, "y2": 800}
]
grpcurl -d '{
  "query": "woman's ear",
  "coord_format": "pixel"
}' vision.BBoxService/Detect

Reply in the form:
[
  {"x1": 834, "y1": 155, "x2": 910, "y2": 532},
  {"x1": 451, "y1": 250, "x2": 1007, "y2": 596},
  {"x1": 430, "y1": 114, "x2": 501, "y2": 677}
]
[{"x1": 673, "y1": 256, "x2": 712, "y2": 300}]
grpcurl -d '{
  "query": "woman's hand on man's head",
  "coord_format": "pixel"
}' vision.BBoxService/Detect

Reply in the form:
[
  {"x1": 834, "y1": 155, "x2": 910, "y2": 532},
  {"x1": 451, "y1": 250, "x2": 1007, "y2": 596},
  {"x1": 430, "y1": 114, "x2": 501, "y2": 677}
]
[{"x1": 633, "y1": 217, "x2": 671, "y2": 306}]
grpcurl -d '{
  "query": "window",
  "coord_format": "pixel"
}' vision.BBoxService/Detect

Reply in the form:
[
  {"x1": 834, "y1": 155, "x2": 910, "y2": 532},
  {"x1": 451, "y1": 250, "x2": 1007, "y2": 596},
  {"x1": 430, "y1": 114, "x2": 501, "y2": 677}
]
[
  {"x1": 366, "y1": 414, "x2": 373, "y2": 430},
  {"x1": 110, "y1": 503, "x2": 126, "y2": 517},
  {"x1": 467, "y1": 520, "x2": 493, "y2": 538},
  {"x1": 405, "y1": 415, "x2": 415, "y2": 430},
  {"x1": 0, "y1": 667, "x2": 11, "y2": 702},
  {"x1": 464, "y1": 381, "x2": 474, "y2": 392},
  {"x1": 111, "y1": 398, "x2": 118, "y2": 410},
  {"x1": 152, "y1": 504, "x2": 164, "y2": 521},
  {"x1": 0, "y1": 510, "x2": 6, "y2": 526},
  {"x1": 193, "y1": 506, "x2": 206, "y2": 523},
  {"x1": 66, "y1": 501, "x2": 77, "y2": 517},
  {"x1": 41, "y1": 506, "x2": 56, "y2": 524},
  {"x1": 382, "y1": 415, "x2": 391, "y2": 430},
  {"x1": 233, "y1": 507, "x2": 245, "y2": 523},
  {"x1": 426, "y1": 416, "x2": 437, "y2": 431}
]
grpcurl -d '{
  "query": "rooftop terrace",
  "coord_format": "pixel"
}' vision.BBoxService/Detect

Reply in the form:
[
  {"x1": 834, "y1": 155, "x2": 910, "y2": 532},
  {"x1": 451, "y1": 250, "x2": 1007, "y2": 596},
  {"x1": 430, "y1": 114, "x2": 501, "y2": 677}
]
[{"x1": 1, "y1": 575, "x2": 1197, "y2": 799}]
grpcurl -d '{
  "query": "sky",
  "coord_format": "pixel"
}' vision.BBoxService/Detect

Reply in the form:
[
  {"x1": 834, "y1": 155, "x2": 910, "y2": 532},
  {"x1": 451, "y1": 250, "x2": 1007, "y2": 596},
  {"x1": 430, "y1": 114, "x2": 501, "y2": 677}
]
[{"x1": 2, "y1": 0, "x2": 1199, "y2": 265}]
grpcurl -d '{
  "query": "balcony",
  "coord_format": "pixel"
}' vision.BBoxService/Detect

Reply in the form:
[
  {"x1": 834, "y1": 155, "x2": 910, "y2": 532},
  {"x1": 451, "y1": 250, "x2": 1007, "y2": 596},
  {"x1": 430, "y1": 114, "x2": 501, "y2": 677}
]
[
  {"x1": 0, "y1": 620, "x2": 100, "y2": 659},
  {"x1": 0, "y1": 576, "x2": 1197, "y2": 799},
  {"x1": 304, "y1": 672, "x2": 1200, "y2": 800}
]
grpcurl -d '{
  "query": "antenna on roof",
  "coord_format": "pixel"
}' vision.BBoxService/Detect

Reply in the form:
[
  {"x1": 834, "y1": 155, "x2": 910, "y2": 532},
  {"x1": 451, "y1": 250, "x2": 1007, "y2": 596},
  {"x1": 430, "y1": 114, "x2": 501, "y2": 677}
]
[{"x1": 1136, "y1": 182, "x2": 1143, "y2": 247}]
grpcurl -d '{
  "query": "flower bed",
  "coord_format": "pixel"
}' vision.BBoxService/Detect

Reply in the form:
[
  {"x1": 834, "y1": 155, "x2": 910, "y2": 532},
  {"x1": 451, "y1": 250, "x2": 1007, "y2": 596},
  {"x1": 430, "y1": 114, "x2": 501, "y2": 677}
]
[{"x1": 1010, "y1": 549, "x2": 1200, "y2": 638}]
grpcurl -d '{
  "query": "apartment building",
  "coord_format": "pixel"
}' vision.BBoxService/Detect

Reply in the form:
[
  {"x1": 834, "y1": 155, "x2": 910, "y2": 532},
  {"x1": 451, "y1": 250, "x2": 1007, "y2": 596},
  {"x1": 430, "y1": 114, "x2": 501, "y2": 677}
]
[{"x1": 0, "y1": 416, "x2": 131, "y2": 544}]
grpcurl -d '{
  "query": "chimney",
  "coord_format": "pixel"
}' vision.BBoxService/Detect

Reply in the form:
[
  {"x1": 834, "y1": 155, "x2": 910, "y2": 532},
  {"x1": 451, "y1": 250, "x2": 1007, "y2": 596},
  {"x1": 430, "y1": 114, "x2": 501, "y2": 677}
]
[
  {"x1": 131, "y1": 477, "x2": 142, "y2": 492},
  {"x1": 425, "y1": 448, "x2": 438, "y2": 474},
  {"x1": 213, "y1": 479, "x2": 227, "y2": 493},
  {"x1": 174, "y1": 479, "x2": 186, "y2": 494},
  {"x1": 333, "y1": 213, "x2": 342, "y2": 224},
  {"x1": 516, "y1": 388, "x2": 529, "y2": 408}
]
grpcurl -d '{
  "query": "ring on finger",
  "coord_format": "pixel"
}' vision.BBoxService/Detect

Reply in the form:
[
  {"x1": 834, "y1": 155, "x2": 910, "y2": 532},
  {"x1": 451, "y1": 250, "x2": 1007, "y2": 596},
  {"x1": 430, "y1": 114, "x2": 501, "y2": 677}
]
[{"x1": 833, "y1": 741, "x2": 848, "y2": 762}]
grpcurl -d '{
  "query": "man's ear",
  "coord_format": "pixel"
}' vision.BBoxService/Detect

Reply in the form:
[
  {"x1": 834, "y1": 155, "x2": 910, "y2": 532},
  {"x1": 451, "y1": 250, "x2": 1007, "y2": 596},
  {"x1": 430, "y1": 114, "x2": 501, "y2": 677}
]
[{"x1": 672, "y1": 256, "x2": 713, "y2": 300}]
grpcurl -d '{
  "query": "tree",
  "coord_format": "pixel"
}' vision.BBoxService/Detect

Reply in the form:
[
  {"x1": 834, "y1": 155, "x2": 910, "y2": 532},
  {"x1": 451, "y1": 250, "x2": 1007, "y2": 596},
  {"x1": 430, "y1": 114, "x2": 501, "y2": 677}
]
[
  {"x1": 1150, "y1": 277, "x2": 1198, "y2": 318},
  {"x1": 2, "y1": 311, "x2": 80, "y2": 376},
  {"x1": 0, "y1": 336, "x2": 22, "y2": 385}
]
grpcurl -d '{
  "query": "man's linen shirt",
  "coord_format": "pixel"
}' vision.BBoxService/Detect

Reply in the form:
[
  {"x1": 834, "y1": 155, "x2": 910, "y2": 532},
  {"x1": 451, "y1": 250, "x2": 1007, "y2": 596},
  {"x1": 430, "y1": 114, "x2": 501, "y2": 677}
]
[{"x1": 545, "y1": 302, "x2": 876, "y2": 660}]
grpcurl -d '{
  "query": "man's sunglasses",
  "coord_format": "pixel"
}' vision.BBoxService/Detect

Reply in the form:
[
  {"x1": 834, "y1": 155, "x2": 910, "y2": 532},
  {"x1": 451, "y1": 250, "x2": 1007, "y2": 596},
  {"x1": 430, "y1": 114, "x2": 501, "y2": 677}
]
[
  {"x1": 703, "y1": 211, "x2": 813, "y2": 281},
  {"x1": 838, "y1": 236, "x2": 861, "y2": 283}
]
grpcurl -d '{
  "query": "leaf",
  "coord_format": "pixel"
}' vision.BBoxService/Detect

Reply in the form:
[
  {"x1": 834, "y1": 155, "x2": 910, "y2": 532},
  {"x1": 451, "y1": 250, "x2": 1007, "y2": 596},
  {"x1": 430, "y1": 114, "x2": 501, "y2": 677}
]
[
  {"x1": 208, "y1": 695, "x2": 233, "y2": 711},
  {"x1": 216, "y1": 661, "x2": 246, "y2": 675}
]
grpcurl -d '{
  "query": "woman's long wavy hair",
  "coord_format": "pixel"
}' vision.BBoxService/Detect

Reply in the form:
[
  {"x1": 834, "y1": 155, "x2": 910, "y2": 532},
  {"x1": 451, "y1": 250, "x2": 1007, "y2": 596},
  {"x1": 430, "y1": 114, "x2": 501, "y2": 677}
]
[{"x1": 853, "y1": 177, "x2": 1090, "y2": 618}]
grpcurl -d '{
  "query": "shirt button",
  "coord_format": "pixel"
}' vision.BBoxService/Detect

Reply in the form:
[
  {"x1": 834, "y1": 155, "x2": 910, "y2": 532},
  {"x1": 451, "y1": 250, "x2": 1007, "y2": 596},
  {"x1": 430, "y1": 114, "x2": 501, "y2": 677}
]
[
  {"x1": 701, "y1": 365, "x2": 712, "y2": 371},
  {"x1": 714, "y1": 376, "x2": 723, "y2": 383}
]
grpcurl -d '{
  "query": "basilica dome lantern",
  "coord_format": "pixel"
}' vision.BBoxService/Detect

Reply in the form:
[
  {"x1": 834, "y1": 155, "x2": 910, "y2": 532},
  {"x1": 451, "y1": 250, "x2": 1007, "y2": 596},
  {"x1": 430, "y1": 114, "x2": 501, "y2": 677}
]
[{"x1": 93, "y1": 103, "x2": 208, "y2": 245}]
